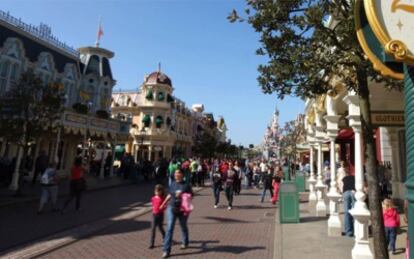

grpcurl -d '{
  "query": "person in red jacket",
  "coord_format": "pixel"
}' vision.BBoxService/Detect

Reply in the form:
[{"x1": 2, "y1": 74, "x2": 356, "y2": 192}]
[
  {"x1": 149, "y1": 184, "x2": 166, "y2": 249},
  {"x1": 383, "y1": 198, "x2": 400, "y2": 254}
]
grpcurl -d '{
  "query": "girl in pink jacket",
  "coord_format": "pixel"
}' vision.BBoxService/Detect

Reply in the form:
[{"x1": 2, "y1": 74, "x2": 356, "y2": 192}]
[{"x1": 383, "y1": 199, "x2": 400, "y2": 254}]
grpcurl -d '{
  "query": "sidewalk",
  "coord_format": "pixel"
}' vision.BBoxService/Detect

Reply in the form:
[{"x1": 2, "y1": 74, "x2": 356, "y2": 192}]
[
  {"x1": 274, "y1": 193, "x2": 353, "y2": 259},
  {"x1": 0, "y1": 174, "x2": 133, "y2": 208}
]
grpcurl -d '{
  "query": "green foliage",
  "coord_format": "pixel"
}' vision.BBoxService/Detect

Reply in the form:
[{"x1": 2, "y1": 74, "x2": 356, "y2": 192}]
[
  {"x1": 279, "y1": 119, "x2": 305, "y2": 157},
  {"x1": 192, "y1": 132, "x2": 218, "y2": 158},
  {"x1": 229, "y1": 0, "x2": 401, "y2": 98},
  {"x1": 72, "y1": 103, "x2": 88, "y2": 114},
  {"x1": 0, "y1": 70, "x2": 65, "y2": 146}
]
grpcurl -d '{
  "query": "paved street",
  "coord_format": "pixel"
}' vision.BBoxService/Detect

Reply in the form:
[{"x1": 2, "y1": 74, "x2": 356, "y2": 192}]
[
  {"x1": 34, "y1": 186, "x2": 276, "y2": 259},
  {"x1": 0, "y1": 180, "x2": 155, "y2": 253}
]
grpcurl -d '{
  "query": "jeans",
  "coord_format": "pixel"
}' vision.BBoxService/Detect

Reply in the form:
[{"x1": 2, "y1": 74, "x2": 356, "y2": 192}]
[
  {"x1": 63, "y1": 180, "x2": 83, "y2": 211},
  {"x1": 343, "y1": 190, "x2": 355, "y2": 236},
  {"x1": 225, "y1": 185, "x2": 234, "y2": 207},
  {"x1": 260, "y1": 187, "x2": 273, "y2": 203},
  {"x1": 213, "y1": 183, "x2": 221, "y2": 205},
  {"x1": 39, "y1": 185, "x2": 58, "y2": 211},
  {"x1": 163, "y1": 206, "x2": 189, "y2": 253},
  {"x1": 150, "y1": 214, "x2": 165, "y2": 246},
  {"x1": 385, "y1": 227, "x2": 397, "y2": 252}
]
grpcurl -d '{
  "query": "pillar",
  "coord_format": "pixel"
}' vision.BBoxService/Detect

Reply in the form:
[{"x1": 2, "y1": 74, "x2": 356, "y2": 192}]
[
  {"x1": 325, "y1": 115, "x2": 342, "y2": 236},
  {"x1": 99, "y1": 140, "x2": 106, "y2": 179},
  {"x1": 148, "y1": 145, "x2": 153, "y2": 162},
  {"x1": 315, "y1": 140, "x2": 327, "y2": 216},
  {"x1": 109, "y1": 138, "x2": 117, "y2": 177},
  {"x1": 9, "y1": 146, "x2": 23, "y2": 191},
  {"x1": 344, "y1": 93, "x2": 373, "y2": 259},
  {"x1": 54, "y1": 127, "x2": 62, "y2": 164},
  {"x1": 308, "y1": 144, "x2": 317, "y2": 202}
]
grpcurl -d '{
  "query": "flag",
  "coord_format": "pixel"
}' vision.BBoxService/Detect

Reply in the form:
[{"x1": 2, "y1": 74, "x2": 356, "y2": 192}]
[{"x1": 96, "y1": 18, "x2": 104, "y2": 47}]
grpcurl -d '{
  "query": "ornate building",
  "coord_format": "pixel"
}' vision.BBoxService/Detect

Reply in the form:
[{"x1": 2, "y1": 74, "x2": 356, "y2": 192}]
[
  {"x1": 262, "y1": 107, "x2": 281, "y2": 159},
  {"x1": 0, "y1": 11, "x2": 129, "y2": 189},
  {"x1": 112, "y1": 69, "x2": 193, "y2": 161},
  {"x1": 112, "y1": 73, "x2": 228, "y2": 161}
]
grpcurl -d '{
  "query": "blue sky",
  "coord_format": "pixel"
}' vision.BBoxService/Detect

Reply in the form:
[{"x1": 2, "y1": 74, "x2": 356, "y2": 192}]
[{"x1": 2, "y1": 0, "x2": 304, "y2": 146}]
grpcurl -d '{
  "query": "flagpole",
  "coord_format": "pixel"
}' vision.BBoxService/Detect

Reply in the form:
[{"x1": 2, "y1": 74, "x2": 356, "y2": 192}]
[{"x1": 95, "y1": 16, "x2": 102, "y2": 47}]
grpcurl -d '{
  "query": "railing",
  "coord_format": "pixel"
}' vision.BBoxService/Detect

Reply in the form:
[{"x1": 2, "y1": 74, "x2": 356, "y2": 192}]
[
  {"x1": 0, "y1": 10, "x2": 79, "y2": 57},
  {"x1": 113, "y1": 89, "x2": 142, "y2": 94}
]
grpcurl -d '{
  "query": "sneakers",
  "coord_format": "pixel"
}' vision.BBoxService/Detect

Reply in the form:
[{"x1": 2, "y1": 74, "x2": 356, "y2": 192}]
[
  {"x1": 180, "y1": 244, "x2": 188, "y2": 250},
  {"x1": 161, "y1": 252, "x2": 169, "y2": 258},
  {"x1": 227, "y1": 206, "x2": 232, "y2": 210},
  {"x1": 214, "y1": 205, "x2": 218, "y2": 209}
]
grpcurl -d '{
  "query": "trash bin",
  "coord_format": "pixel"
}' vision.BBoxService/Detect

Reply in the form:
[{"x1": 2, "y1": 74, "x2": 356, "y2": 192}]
[
  {"x1": 295, "y1": 171, "x2": 306, "y2": 193},
  {"x1": 279, "y1": 181, "x2": 300, "y2": 223}
]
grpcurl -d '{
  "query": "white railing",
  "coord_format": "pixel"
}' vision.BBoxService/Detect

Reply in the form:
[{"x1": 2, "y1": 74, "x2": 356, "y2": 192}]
[{"x1": 0, "y1": 10, "x2": 79, "y2": 57}]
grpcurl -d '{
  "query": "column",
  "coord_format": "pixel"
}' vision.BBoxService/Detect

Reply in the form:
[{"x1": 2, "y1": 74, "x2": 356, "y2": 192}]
[
  {"x1": 308, "y1": 144, "x2": 317, "y2": 202},
  {"x1": 54, "y1": 127, "x2": 62, "y2": 164},
  {"x1": 109, "y1": 139, "x2": 117, "y2": 177},
  {"x1": 344, "y1": 93, "x2": 373, "y2": 259},
  {"x1": 31, "y1": 139, "x2": 41, "y2": 178},
  {"x1": 99, "y1": 140, "x2": 106, "y2": 179},
  {"x1": 325, "y1": 115, "x2": 342, "y2": 236},
  {"x1": 315, "y1": 140, "x2": 327, "y2": 216},
  {"x1": 148, "y1": 145, "x2": 153, "y2": 162}
]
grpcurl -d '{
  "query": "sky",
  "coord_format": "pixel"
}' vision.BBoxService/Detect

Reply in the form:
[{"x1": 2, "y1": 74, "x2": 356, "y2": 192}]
[{"x1": 1, "y1": 0, "x2": 304, "y2": 146}]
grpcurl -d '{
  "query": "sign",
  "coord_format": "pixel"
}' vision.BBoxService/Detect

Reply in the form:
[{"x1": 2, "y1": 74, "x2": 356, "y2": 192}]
[
  {"x1": 371, "y1": 111, "x2": 405, "y2": 126},
  {"x1": 365, "y1": 0, "x2": 414, "y2": 65},
  {"x1": 355, "y1": 0, "x2": 403, "y2": 80}
]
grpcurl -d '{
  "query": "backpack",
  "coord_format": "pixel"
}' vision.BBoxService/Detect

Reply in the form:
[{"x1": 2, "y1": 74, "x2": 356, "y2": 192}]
[
  {"x1": 180, "y1": 193, "x2": 194, "y2": 216},
  {"x1": 40, "y1": 168, "x2": 53, "y2": 185}
]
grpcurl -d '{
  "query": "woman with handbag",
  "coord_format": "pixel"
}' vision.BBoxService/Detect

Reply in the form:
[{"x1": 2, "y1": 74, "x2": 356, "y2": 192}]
[
  {"x1": 62, "y1": 157, "x2": 86, "y2": 212},
  {"x1": 160, "y1": 169, "x2": 193, "y2": 258}
]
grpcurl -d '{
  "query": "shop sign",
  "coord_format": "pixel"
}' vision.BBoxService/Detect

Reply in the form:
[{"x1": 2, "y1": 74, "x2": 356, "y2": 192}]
[{"x1": 371, "y1": 111, "x2": 405, "y2": 126}]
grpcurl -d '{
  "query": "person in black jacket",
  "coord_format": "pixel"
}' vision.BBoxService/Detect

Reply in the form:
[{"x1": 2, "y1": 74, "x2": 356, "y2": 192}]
[{"x1": 260, "y1": 167, "x2": 274, "y2": 203}]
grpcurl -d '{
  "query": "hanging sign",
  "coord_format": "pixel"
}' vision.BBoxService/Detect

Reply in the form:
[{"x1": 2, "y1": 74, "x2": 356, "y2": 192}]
[{"x1": 365, "y1": 0, "x2": 414, "y2": 66}]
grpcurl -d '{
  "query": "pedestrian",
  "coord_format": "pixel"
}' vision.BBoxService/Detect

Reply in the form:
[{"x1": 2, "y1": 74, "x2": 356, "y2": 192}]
[
  {"x1": 62, "y1": 157, "x2": 86, "y2": 212},
  {"x1": 190, "y1": 158, "x2": 198, "y2": 186},
  {"x1": 32, "y1": 150, "x2": 48, "y2": 185},
  {"x1": 272, "y1": 166, "x2": 283, "y2": 204},
  {"x1": 212, "y1": 165, "x2": 223, "y2": 208},
  {"x1": 233, "y1": 160, "x2": 242, "y2": 195},
  {"x1": 38, "y1": 162, "x2": 59, "y2": 214},
  {"x1": 342, "y1": 169, "x2": 355, "y2": 237},
  {"x1": 168, "y1": 159, "x2": 179, "y2": 187},
  {"x1": 260, "y1": 167, "x2": 274, "y2": 203},
  {"x1": 149, "y1": 184, "x2": 166, "y2": 249},
  {"x1": 324, "y1": 166, "x2": 331, "y2": 190},
  {"x1": 224, "y1": 161, "x2": 237, "y2": 210},
  {"x1": 336, "y1": 161, "x2": 347, "y2": 194},
  {"x1": 383, "y1": 198, "x2": 400, "y2": 255},
  {"x1": 160, "y1": 169, "x2": 192, "y2": 258}
]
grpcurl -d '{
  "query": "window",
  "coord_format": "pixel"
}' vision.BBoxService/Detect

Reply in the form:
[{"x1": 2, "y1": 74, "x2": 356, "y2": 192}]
[
  {"x1": 36, "y1": 52, "x2": 54, "y2": 85},
  {"x1": 86, "y1": 55, "x2": 100, "y2": 75},
  {"x1": 0, "y1": 61, "x2": 10, "y2": 93}
]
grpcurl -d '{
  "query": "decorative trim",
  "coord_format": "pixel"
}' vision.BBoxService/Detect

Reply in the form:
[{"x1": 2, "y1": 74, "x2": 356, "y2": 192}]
[
  {"x1": 365, "y1": 0, "x2": 414, "y2": 65},
  {"x1": 355, "y1": 0, "x2": 404, "y2": 80}
]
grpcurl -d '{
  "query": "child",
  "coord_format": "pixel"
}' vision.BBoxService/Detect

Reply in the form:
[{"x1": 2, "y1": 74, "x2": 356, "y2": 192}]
[
  {"x1": 383, "y1": 199, "x2": 400, "y2": 255},
  {"x1": 149, "y1": 184, "x2": 166, "y2": 249}
]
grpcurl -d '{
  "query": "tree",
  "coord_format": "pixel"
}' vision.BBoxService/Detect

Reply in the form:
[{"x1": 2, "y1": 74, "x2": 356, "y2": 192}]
[
  {"x1": 192, "y1": 132, "x2": 218, "y2": 158},
  {"x1": 229, "y1": 1, "x2": 402, "y2": 257},
  {"x1": 279, "y1": 118, "x2": 305, "y2": 175},
  {"x1": 0, "y1": 70, "x2": 65, "y2": 190}
]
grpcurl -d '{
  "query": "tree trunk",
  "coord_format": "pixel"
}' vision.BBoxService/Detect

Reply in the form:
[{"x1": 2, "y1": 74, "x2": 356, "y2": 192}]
[{"x1": 357, "y1": 69, "x2": 388, "y2": 259}]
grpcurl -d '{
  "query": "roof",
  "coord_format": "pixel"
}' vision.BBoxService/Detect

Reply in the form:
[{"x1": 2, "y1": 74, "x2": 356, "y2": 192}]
[{"x1": 145, "y1": 71, "x2": 172, "y2": 87}]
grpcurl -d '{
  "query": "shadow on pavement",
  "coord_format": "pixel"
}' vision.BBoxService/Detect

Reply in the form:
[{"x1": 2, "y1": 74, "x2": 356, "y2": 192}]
[
  {"x1": 300, "y1": 216, "x2": 328, "y2": 223},
  {"x1": 203, "y1": 216, "x2": 250, "y2": 223},
  {"x1": 173, "y1": 244, "x2": 266, "y2": 257}
]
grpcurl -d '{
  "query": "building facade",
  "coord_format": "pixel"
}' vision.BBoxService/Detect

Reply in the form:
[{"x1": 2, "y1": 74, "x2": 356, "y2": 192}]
[
  {"x1": 0, "y1": 11, "x2": 129, "y2": 189},
  {"x1": 112, "y1": 72, "x2": 228, "y2": 161}
]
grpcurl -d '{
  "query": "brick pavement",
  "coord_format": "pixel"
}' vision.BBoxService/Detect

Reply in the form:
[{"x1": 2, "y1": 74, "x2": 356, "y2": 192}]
[
  {"x1": 0, "y1": 181, "x2": 155, "y2": 253},
  {"x1": 37, "y1": 187, "x2": 276, "y2": 259}
]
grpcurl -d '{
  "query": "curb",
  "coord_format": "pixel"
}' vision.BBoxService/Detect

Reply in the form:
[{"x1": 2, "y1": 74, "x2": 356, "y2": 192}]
[{"x1": 1, "y1": 186, "x2": 204, "y2": 259}]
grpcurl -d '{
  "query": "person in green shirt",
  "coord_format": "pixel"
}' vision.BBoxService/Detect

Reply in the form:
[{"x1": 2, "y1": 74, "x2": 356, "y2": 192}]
[
  {"x1": 190, "y1": 159, "x2": 198, "y2": 186},
  {"x1": 168, "y1": 160, "x2": 179, "y2": 186}
]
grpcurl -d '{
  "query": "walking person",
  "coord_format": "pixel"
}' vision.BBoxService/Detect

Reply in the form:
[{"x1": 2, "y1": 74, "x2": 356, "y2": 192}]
[
  {"x1": 149, "y1": 184, "x2": 166, "y2": 249},
  {"x1": 383, "y1": 199, "x2": 400, "y2": 255},
  {"x1": 260, "y1": 167, "x2": 274, "y2": 203},
  {"x1": 160, "y1": 169, "x2": 193, "y2": 258},
  {"x1": 212, "y1": 165, "x2": 223, "y2": 208},
  {"x1": 342, "y1": 169, "x2": 355, "y2": 237},
  {"x1": 62, "y1": 157, "x2": 86, "y2": 212},
  {"x1": 233, "y1": 161, "x2": 242, "y2": 195},
  {"x1": 32, "y1": 150, "x2": 48, "y2": 185},
  {"x1": 224, "y1": 161, "x2": 237, "y2": 210},
  {"x1": 271, "y1": 166, "x2": 283, "y2": 204},
  {"x1": 38, "y1": 162, "x2": 59, "y2": 214}
]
